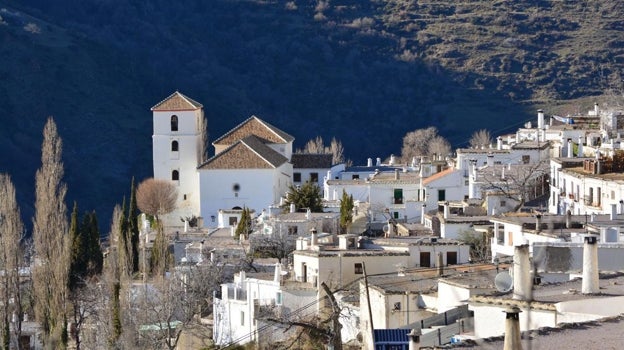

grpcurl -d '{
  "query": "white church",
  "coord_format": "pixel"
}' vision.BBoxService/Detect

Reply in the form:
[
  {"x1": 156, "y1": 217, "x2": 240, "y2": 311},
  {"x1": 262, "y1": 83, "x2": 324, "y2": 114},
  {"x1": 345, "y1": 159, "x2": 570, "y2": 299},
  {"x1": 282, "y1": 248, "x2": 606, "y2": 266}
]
[{"x1": 151, "y1": 91, "x2": 329, "y2": 228}]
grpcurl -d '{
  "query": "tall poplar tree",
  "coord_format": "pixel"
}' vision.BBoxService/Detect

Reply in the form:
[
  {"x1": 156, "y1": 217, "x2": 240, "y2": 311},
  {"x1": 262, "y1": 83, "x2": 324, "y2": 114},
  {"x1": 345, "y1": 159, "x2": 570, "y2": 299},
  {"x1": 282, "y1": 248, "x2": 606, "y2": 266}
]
[
  {"x1": 0, "y1": 174, "x2": 24, "y2": 349},
  {"x1": 32, "y1": 117, "x2": 71, "y2": 348}
]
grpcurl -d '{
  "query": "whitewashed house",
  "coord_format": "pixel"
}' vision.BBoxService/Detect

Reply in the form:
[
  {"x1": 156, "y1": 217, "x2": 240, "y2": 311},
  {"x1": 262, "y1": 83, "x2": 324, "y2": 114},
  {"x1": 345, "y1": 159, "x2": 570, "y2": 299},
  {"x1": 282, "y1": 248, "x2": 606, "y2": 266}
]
[{"x1": 212, "y1": 267, "x2": 317, "y2": 347}]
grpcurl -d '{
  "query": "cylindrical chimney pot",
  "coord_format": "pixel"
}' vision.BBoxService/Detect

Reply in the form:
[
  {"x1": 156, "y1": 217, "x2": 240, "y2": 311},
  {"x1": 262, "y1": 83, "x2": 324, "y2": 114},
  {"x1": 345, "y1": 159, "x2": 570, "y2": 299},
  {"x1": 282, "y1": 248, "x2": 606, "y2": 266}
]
[
  {"x1": 503, "y1": 306, "x2": 522, "y2": 350},
  {"x1": 513, "y1": 244, "x2": 532, "y2": 301},
  {"x1": 582, "y1": 235, "x2": 599, "y2": 294}
]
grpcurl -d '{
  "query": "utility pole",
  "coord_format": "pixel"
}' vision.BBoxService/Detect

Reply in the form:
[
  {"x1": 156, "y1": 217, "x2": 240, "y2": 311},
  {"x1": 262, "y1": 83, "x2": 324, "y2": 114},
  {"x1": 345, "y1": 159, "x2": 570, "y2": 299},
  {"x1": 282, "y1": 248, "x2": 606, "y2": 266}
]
[{"x1": 362, "y1": 262, "x2": 375, "y2": 346}]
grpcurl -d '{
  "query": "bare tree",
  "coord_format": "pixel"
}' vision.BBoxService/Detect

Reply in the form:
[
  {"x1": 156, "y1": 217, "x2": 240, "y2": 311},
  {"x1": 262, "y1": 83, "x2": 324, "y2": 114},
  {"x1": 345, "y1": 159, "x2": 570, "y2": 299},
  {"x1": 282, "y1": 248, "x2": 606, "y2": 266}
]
[
  {"x1": 476, "y1": 161, "x2": 549, "y2": 212},
  {"x1": 297, "y1": 136, "x2": 347, "y2": 165},
  {"x1": 469, "y1": 129, "x2": 493, "y2": 149},
  {"x1": 32, "y1": 117, "x2": 71, "y2": 347},
  {"x1": 429, "y1": 135, "x2": 451, "y2": 159},
  {"x1": 0, "y1": 174, "x2": 25, "y2": 349},
  {"x1": 136, "y1": 178, "x2": 178, "y2": 222},
  {"x1": 400, "y1": 126, "x2": 451, "y2": 161}
]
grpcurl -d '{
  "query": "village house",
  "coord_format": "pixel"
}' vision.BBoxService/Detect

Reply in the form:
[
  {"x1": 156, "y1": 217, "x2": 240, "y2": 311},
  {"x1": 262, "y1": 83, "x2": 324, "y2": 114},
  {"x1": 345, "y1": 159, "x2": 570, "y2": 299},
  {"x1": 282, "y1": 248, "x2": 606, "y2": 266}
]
[
  {"x1": 292, "y1": 234, "x2": 470, "y2": 292},
  {"x1": 212, "y1": 267, "x2": 319, "y2": 347}
]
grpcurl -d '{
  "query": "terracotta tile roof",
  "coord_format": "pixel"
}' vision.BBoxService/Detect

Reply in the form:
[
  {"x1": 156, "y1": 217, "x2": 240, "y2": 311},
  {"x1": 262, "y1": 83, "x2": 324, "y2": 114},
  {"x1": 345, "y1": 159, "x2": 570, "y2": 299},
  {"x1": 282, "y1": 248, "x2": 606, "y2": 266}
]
[
  {"x1": 151, "y1": 91, "x2": 203, "y2": 111},
  {"x1": 422, "y1": 167, "x2": 456, "y2": 185},
  {"x1": 199, "y1": 135, "x2": 288, "y2": 170},
  {"x1": 291, "y1": 153, "x2": 333, "y2": 169},
  {"x1": 212, "y1": 115, "x2": 294, "y2": 146}
]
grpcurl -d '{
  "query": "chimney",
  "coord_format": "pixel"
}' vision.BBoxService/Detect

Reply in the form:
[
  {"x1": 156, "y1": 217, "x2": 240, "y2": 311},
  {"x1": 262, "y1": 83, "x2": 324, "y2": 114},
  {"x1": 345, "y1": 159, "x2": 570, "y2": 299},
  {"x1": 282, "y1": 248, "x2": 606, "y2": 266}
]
[
  {"x1": 620, "y1": 200, "x2": 624, "y2": 215},
  {"x1": 367, "y1": 158, "x2": 373, "y2": 167},
  {"x1": 395, "y1": 169, "x2": 400, "y2": 180},
  {"x1": 310, "y1": 228, "x2": 318, "y2": 248},
  {"x1": 389, "y1": 154, "x2": 396, "y2": 165},
  {"x1": 421, "y1": 204, "x2": 427, "y2": 225},
  {"x1": 376, "y1": 157, "x2": 381, "y2": 166},
  {"x1": 437, "y1": 252, "x2": 444, "y2": 276},
  {"x1": 513, "y1": 243, "x2": 532, "y2": 301},
  {"x1": 594, "y1": 102, "x2": 599, "y2": 115},
  {"x1": 503, "y1": 306, "x2": 523, "y2": 350},
  {"x1": 290, "y1": 203, "x2": 296, "y2": 213},
  {"x1": 611, "y1": 203, "x2": 617, "y2": 220},
  {"x1": 560, "y1": 137, "x2": 567, "y2": 157},
  {"x1": 411, "y1": 157, "x2": 417, "y2": 167},
  {"x1": 566, "y1": 210, "x2": 572, "y2": 229},
  {"x1": 501, "y1": 167, "x2": 505, "y2": 180},
  {"x1": 497, "y1": 136, "x2": 503, "y2": 150},
  {"x1": 582, "y1": 235, "x2": 599, "y2": 294},
  {"x1": 407, "y1": 328, "x2": 422, "y2": 350},
  {"x1": 306, "y1": 208, "x2": 312, "y2": 220},
  {"x1": 487, "y1": 153, "x2": 494, "y2": 167},
  {"x1": 443, "y1": 202, "x2": 450, "y2": 219},
  {"x1": 567, "y1": 139, "x2": 573, "y2": 158},
  {"x1": 537, "y1": 109, "x2": 545, "y2": 130},
  {"x1": 535, "y1": 214, "x2": 542, "y2": 233},
  {"x1": 577, "y1": 135, "x2": 584, "y2": 157}
]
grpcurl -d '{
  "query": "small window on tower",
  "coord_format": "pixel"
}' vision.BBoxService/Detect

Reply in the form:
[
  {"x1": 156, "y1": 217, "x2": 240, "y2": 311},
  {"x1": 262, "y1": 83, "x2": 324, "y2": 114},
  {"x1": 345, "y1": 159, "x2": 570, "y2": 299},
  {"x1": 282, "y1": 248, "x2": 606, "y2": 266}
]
[
  {"x1": 171, "y1": 140, "x2": 179, "y2": 152},
  {"x1": 171, "y1": 115, "x2": 178, "y2": 131},
  {"x1": 172, "y1": 170, "x2": 179, "y2": 181}
]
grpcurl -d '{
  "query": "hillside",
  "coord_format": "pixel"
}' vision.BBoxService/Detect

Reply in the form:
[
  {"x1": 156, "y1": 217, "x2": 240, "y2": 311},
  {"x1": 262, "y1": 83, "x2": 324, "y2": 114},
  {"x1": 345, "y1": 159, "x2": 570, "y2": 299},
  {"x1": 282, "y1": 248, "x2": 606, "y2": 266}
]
[{"x1": 1, "y1": 0, "x2": 623, "y2": 231}]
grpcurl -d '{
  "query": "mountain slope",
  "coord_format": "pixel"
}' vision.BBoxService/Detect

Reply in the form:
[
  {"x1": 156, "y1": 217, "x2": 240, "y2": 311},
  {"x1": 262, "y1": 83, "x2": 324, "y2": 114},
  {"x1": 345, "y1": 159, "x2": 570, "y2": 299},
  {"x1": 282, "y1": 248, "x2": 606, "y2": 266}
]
[{"x1": 1, "y1": 0, "x2": 622, "y2": 230}]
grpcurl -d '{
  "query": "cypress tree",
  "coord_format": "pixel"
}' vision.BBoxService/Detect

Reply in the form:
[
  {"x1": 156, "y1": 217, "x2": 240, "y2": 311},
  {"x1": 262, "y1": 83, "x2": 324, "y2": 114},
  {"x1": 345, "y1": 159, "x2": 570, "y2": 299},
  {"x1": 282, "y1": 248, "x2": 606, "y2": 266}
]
[
  {"x1": 118, "y1": 197, "x2": 130, "y2": 276},
  {"x1": 69, "y1": 202, "x2": 85, "y2": 290},
  {"x1": 128, "y1": 177, "x2": 140, "y2": 273},
  {"x1": 339, "y1": 190, "x2": 354, "y2": 234},
  {"x1": 86, "y1": 211, "x2": 103, "y2": 276}
]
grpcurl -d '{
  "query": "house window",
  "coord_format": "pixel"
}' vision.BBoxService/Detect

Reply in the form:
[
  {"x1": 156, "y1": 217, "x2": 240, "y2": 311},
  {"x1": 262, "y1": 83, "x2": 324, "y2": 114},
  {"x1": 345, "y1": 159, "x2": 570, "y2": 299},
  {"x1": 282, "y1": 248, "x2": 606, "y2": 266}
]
[
  {"x1": 500, "y1": 200, "x2": 506, "y2": 207},
  {"x1": 288, "y1": 226, "x2": 298, "y2": 235},
  {"x1": 310, "y1": 173, "x2": 319, "y2": 183},
  {"x1": 393, "y1": 211, "x2": 399, "y2": 219},
  {"x1": 171, "y1": 140, "x2": 179, "y2": 152},
  {"x1": 172, "y1": 170, "x2": 179, "y2": 181},
  {"x1": 352, "y1": 174, "x2": 360, "y2": 179},
  {"x1": 354, "y1": 263, "x2": 363, "y2": 274},
  {"x1": 293, "y1": 173, "x2": 301, "y2": 182},
  {"x1": 171, "y1": 115, "x2": 178, "y2": 131},
  {"x1": 420, "y1": 252, "x2": 431, "y2": 267},
  {"x1": 229, "y1": 217, "x2": 238, "y2": 226},
  {"x1": 438, "y1": 189, "x2": 446, "y2": 202},
  {"x1": 447, "y1": 251, "x2": 457, "y2": 265},
  {"x1": 522, "y1": 155, "x2": 530, "y2": 164},
  {"x1": 394, "y1": 189, "x2": 403, "y2": 204},
  {"x1": 276, "y1": 292, "x2": 283, "y2": 305}
]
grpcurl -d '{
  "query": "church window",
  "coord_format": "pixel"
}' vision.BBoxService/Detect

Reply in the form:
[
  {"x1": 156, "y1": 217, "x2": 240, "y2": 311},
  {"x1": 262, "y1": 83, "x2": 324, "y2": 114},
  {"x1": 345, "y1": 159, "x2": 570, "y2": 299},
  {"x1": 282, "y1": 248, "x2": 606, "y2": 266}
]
[
  {"x1": 171, "y1": 115, "x2": 178, "y2": 131},
  {"x1": 171, "y1": 140, "x2": 179, "y2": 152},
  {"x1": 172, "y1": 170, "x2": 179, "y2": 181}
]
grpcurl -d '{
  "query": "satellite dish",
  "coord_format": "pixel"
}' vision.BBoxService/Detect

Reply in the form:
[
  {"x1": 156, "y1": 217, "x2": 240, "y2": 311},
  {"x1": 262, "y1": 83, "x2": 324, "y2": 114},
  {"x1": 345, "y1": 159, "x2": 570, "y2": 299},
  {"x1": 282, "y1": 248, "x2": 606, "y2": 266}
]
[{"x1": 495, "y1": 271, "x2": 513, "y2": 293}]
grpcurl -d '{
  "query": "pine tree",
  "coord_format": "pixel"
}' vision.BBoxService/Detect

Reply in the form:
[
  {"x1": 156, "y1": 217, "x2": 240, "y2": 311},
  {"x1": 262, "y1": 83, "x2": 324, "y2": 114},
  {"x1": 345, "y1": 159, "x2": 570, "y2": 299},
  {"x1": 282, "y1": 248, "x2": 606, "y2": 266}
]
[
  {"x1": 128, "y1": 177, "x2": 140, "y2": 273},
  {"x1": 339, "y1": 190, "x2": 354, "y2": 234},
  {"x1": 282, "y1": 182, "x2": 324, "y2": 213}
]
